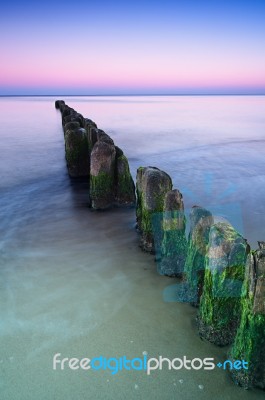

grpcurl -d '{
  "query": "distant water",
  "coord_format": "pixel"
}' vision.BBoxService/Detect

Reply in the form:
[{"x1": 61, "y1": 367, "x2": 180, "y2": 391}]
[{"x1": 0, "y1": 96, "x2": 264, "y2": 400}]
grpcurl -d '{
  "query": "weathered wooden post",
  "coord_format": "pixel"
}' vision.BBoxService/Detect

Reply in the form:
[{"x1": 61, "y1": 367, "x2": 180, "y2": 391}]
[
  {"x1": 184, "y1": 206, "x2": 214, "y2": 304},
  {"x1": 158, "y1": 189, "x2": 187, "y2": 277},
  {"x1": 136, "y1": 166, "x2": 172, "y2": 253},
  {"x1": 198, "y1": 222, "x2": 249, "y2": 346},
  {"x1": 229, "y1": 242, "x2": 265, "y2": 389}
]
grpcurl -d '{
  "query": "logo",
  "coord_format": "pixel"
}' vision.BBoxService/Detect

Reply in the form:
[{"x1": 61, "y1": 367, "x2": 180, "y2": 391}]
[{"x1": 52, "y1": 353, "x2": 248, "y2": 375}]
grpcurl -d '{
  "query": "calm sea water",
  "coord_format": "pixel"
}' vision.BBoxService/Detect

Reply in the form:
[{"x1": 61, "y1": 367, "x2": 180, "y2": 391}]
[{"x1": 0, "y1": 96, "x2": 264, "y2": 400}]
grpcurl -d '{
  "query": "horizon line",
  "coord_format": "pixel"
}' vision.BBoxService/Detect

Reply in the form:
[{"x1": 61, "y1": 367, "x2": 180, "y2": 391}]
[{"x1": 1, "y1": 93, "x2": 265, "y2": 97}]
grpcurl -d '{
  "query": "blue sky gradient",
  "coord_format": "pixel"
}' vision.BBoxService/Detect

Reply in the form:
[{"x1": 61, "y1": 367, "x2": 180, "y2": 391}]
[{"x1": 0, "y1": 0, "x2": 265, "y2": 95}]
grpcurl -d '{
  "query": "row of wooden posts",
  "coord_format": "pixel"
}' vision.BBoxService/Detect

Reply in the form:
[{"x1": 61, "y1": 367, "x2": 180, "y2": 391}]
[{"x1": 55, "y1": 100, "x2": 265, "y2": 391}]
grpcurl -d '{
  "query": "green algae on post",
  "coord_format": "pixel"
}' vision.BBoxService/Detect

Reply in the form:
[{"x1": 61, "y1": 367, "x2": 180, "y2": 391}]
[
  {"x1": 158, "y1": 189, "x2": 187, "y2": 277},
  {"x1": 198, "y1": 222, "x2": 249, "y2": 346},
  {"x1": 115, "y1": 154, "x2": 136, "y2": 206},
  {"x1": 136, "y1": 166, "x2": 172, "y2": 253},
  {"x1": 184, "y1": 206, "x2": 214, "y2": 305},
  {"x1": 90, "y1": 141, "x2": 116, "y2": 209},
  {"x1": 229, "y1": 242, "x2": 265, "y2": 390},
  {"x1": 65, "y1": 128, "x2": 90, "y2": 178}
]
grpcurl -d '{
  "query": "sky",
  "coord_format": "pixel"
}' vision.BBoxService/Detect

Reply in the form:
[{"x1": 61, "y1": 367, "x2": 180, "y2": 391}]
[{"x1": 0, "y1": 0, "x2": 265, "y2": 95}]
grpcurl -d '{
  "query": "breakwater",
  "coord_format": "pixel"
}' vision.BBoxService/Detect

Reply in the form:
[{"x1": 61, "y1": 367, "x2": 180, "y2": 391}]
[
  {"x1": 55, "y1": 100, "x2": 264, "y2": 391},
  {"x1": 55, "y1": 100, "x2": 135, "y2": 209},
  {"x1": 135, "y1": 165, "x2": 264, "y2": 391}
]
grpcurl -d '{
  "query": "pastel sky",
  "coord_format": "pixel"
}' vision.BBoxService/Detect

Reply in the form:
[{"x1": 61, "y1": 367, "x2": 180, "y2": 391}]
[{"x1": 0, "y1": 0, "x2": 265, "y2": 95}]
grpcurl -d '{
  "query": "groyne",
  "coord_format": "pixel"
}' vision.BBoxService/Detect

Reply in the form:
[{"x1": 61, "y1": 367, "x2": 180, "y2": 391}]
[
  {"x1": 135, "y1": 164, "x2": 264, "y2": 390},
  {"x1": 55, "y1": 100, "x2": 135, "y2": 209},
  {"x1": 55, "y1": 100, "x2": 264, "y2": 390}
]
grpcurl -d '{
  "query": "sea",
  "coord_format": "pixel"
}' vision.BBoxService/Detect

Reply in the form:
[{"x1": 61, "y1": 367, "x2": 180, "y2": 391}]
[{"x1": 0, "y1": 95, "x2": 264, "y2": 399}]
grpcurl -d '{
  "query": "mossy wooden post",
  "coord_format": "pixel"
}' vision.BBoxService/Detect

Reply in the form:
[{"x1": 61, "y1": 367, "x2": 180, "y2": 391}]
[
  {"x1": 184, "y1": 206, "x2": 214, "y2": 304},
  {"x1": 63, "y1": 111, "x2": 84, "y2": 126},
  {"x1": 90, "y1": 141, "x2": 116, "y2": 209},
  {"x1": 73, "y1": 113, "x2": 84, "y2": 127},
  {"x1": 55, "y1": 100, "x2": 65, "y2": 111},
  {"x1": 229, "y1": 242, "x2": 265, "y2": 389},
  {"x1": 64, "y1": 121, "x2": 80, "y2": 137},
  {"x1": 62, "y1": 107, "x2": 75, "y2": 125},
  {"x1": 97, "y1": 129, "x2": 114, "y2": 145},
  {"x1": 158, "y1": 189, "x2": 187, "y2": 277},
  {"x1": 136, "y1": 166, "x2": 172, "y2": 253},
  {"x1": 198, "y1": 222, "x2": 249, "y2": 346},
  {"x1": 83, "y1": 120, "x2": 98, "y2": 152},
  {"x1": 115, "y1": 151, "x2": 136, "y2": 206},
  {"x1": 64, "y1": 128, "x2": 90, "y2": 178}
]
